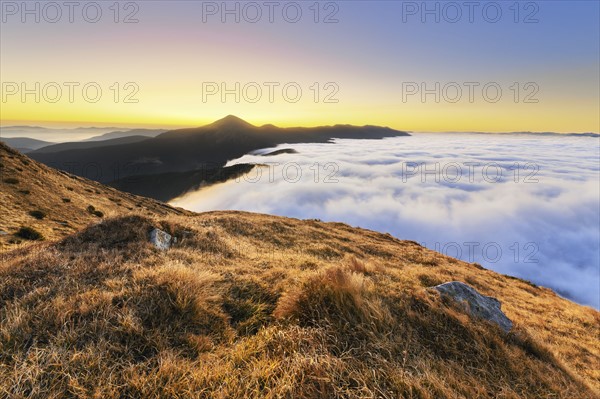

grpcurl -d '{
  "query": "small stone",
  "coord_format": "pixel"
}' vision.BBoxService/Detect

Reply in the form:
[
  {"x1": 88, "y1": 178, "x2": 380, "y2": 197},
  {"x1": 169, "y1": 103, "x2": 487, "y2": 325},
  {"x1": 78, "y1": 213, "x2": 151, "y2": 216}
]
[
  {"x1": 433, "y1": 281, "x2": 513, "y2": 333},
  {"x1": 150, "y1": 228, "x2": 171, "y2": 251}
]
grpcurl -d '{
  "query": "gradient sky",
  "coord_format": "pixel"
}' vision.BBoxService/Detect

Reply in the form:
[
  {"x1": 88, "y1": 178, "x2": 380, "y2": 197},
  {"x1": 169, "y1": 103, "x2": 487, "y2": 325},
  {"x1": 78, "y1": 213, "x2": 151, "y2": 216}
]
[{"x1": 1, "y1": 0, "x2": 599, "y2": 132}]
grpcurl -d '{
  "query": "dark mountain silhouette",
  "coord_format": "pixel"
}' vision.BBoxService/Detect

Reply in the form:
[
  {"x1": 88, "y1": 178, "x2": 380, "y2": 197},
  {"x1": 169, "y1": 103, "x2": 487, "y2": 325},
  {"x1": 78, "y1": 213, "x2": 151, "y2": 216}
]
[
  {"x1": 29, "y1": 116, "x2": 410, "y2": 200},
  {"x1": 31, "y1": 136, "x2": 153, "y2": 154},
  {"x1": 260, "y1": 148, "x2": 299, "y2": 156},
  {"x1": 108, "y1": 163, "x2": 256, "y2": 201},
  {"x1": 204, "y1": 114, "x2": 256, "y2": 129},
  {"x1": 83, "y1": 129, "x2": 168, "y2": 141}
]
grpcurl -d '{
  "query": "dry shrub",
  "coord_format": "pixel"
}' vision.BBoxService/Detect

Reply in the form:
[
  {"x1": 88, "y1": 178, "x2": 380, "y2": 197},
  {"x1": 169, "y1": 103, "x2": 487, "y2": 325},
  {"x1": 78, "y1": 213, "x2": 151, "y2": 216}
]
[
  {"x1": 222, "y1": 278, "x2": 279, "y2": 336},
  {"x1": 177, "y1": 227, "x2": 234, "y2": 258},
  {"x1": 131, "y1": 263, "x2": 233, "y2": 351},
  {"x1": 61, "y1": 215, "x2": 154, "y2": 251},
  {"x1": 346, "y1": 255, "x2": 371, "y2": 274},
  {"x1": 15, "y1": 226, "x2": 44, "y2": 240},
  {"x1": 405, "y1": 250, "x2": 440, "y2": 267},
  {"x1": 417, "y1": 273, "x2": 443, "y2": 287},
  {"x1": 274, "y1": 265, "x2": 392, "y2": 338},
  {"x1": 346, "y1": 255, "x2": 385, "y2": 275}
]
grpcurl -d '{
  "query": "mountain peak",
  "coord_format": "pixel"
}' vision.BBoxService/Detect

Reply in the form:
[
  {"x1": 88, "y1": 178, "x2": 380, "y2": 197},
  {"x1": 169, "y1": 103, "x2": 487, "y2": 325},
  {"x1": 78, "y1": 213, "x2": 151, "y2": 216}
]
[{"x1": 207, "y1": 115, "x2": 255, "y2": 129}]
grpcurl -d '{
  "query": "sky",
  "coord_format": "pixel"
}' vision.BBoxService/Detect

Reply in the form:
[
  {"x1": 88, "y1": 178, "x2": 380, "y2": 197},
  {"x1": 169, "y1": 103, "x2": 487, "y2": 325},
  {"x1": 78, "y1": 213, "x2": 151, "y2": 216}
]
[{"x1": 1, "y1": 0, "x2": 599, "y2": 132}]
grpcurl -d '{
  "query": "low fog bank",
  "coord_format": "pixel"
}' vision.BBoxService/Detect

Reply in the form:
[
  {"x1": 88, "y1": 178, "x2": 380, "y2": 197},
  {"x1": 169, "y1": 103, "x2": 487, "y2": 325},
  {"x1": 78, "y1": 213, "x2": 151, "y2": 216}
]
[{"x1": 171, "y1": 133, "x2": 600, "y2": 308}]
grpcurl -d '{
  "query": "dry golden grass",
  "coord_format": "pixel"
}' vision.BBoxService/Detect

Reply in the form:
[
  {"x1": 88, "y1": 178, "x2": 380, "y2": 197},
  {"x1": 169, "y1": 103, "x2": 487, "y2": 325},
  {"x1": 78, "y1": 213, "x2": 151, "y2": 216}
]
[
  {"x1": 0, "y1": 142, "x2": 189, "y2": 252},
  {"x1": 1, "y1": 212, "x2": 598, "y2": 398}
]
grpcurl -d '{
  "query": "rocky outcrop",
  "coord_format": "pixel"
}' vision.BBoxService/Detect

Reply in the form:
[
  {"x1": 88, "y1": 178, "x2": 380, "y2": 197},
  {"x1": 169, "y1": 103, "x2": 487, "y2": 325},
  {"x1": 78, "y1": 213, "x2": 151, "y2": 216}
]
[
  {"x1": 433, "y1": 281, "x2": 513, "y2": 332},
  {"x1": 149, "y1": 228, "x2": 172, "y2": 251}
]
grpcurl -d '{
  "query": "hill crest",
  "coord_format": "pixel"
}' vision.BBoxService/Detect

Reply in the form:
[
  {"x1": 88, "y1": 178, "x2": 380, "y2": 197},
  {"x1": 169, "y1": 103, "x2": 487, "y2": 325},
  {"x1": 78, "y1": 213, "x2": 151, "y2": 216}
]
[{"x1": 0, "y1": 142, "x2": 188, "y2": 251}]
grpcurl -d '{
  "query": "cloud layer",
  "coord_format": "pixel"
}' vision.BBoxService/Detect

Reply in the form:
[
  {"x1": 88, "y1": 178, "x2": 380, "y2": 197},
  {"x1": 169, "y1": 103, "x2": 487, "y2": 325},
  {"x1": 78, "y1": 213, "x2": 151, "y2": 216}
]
[{"x1": 171, "y1": 133, "x2": 600, "y2": 308}]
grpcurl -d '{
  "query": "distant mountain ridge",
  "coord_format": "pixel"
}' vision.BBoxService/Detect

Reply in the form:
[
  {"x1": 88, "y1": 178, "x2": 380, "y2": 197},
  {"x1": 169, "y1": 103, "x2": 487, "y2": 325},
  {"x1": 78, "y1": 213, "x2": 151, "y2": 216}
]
[
  {"x1": 440, "y1": 131, "x2": 600, "y2": 137},
  {"x1": 0, "y1": 126, "x2": 124, "y2": 140},
  {"x1": 31, "y1": 136, "x2": 153, "y2": 154},
  {"x1": 0, "y1": 137, "x2": 53, "y2": 153},
  {"x1": 83, "y1": 129, "x2": 168, "y2": 141},
  {"x1": 0, "y1": 126, "x2": 168, "y2": 142},
  {"x1": 29, "y1": 116, "x2": 410, "y2": 200}
]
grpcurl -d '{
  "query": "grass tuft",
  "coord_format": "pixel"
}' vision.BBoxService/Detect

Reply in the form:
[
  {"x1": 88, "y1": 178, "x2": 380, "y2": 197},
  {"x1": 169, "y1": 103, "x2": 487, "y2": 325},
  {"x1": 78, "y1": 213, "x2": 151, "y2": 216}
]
[
  {"x1": 15, "y1": 226, "x2": 44, "y2": 240},
  {"x1": 29, "y1": 210, "x2": 46, "y2": 220},
  {"x1": 4, "y1": 177, "x2": 19, "y2": 184}
]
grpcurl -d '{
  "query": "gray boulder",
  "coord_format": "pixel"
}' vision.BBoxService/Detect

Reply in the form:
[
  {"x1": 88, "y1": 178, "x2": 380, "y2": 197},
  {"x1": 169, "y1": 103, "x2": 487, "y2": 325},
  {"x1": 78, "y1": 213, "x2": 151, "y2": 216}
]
[
  {"x1": 433, "y1": 281, "x2": 513, "y2": 333},
  {"x1": 149, "y1": 228, "x2": 172, "y2": 251}
]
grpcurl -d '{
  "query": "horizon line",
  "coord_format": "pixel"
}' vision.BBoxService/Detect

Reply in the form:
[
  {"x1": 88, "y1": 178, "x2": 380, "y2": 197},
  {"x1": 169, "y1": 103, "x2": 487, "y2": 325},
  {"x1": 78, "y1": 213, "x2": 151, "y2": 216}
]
[{"x1": 1, "y1": 119, "x2": 598, "y2": 136}]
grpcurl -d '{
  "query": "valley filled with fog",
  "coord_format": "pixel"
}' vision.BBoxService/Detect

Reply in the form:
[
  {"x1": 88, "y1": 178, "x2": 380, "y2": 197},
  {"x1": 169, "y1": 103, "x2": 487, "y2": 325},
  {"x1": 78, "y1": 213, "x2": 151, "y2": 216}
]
[{"x1": 172, "y1": 133, "x2": 600, "y2": 308}]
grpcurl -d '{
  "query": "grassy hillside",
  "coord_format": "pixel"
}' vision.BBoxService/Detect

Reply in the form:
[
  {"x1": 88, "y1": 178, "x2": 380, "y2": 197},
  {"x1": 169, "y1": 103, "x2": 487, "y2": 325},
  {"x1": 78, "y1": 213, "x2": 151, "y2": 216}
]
[
  {"x1": 0, "y1": 142, "x2": 189, "y2": 252},
  {"x1": 1, "y1": 211, "x2": 598, "y2": 398}
]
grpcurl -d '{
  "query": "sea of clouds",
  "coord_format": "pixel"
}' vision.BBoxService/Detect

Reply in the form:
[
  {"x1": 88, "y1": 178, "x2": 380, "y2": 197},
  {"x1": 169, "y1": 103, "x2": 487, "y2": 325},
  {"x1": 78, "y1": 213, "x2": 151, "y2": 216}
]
[{"x1": 171, "y1": 133, "x2": 600, "y2": 308}]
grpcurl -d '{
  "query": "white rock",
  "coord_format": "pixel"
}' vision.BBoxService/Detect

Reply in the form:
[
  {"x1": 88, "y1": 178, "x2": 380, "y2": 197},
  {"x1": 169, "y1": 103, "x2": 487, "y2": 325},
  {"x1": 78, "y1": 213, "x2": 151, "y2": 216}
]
[
  {"x1": 433, "y1": 281, "x2": 513, "y2": 333},
  {"x1": 150, "y1": 228, "x2": 172, "y2": 251}
]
